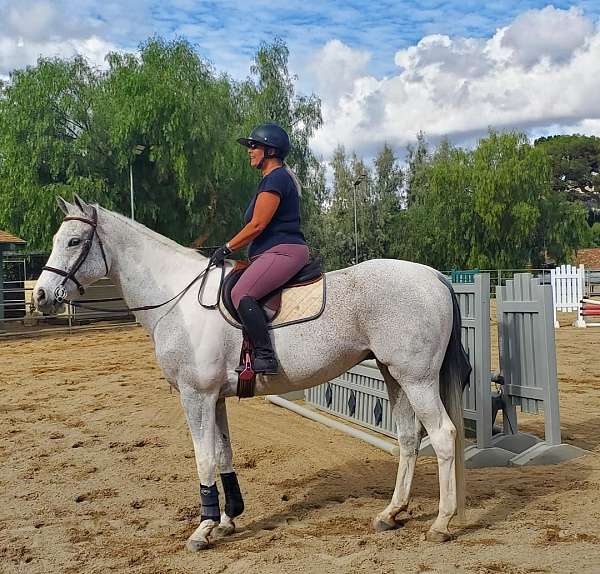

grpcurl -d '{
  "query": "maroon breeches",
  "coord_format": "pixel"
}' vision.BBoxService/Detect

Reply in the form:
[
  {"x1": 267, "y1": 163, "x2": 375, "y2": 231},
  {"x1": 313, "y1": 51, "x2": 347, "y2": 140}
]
[{"x1": 231, "y1": 243, "x2": 310, "y2": 309}]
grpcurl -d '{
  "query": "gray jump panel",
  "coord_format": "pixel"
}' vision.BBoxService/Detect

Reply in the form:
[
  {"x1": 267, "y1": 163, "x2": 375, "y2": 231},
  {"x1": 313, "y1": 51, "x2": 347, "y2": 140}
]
[{"x1": 304, "y1": 362, "x2": 396, "y2": 438}]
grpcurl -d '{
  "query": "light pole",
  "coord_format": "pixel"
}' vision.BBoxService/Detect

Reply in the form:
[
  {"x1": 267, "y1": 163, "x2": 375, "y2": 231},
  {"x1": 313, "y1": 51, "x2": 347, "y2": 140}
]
[
  {"x1": 129, "y1": 145, "x2": 145, "y2": 220},
  {"x1": 352, "y1": 173, "x2": 367, "y2": 264}
]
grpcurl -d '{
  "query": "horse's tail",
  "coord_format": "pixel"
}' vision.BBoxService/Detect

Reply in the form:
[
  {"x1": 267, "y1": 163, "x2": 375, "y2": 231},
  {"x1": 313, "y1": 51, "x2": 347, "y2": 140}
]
[{"x1": 438, "y1": 274, "x2": 472, "y2": 523}]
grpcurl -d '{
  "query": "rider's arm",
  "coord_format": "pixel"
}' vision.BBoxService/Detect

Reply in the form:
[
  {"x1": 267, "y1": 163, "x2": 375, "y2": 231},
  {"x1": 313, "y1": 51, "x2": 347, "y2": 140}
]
[{"x1": 227, "y1": 191, "x2": 280, "y2": 251}]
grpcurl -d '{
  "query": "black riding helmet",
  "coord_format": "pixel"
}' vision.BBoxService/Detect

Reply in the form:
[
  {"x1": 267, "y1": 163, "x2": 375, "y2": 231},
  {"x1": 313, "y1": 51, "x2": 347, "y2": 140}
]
[{"x1": 237, "y1": 123, "x2": 290, "y2": 159}]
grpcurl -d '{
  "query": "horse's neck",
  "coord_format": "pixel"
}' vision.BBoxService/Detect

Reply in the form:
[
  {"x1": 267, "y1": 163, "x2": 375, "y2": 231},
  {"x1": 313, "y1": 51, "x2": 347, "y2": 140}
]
[{"x1": 98, "y1": 210, "x2": 207, "y2": 327}]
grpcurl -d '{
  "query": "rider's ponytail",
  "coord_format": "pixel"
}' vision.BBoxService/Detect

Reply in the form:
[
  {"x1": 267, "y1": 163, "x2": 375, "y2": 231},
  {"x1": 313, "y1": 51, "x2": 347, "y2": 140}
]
[{"x1": 283, "y1": 163, "x2": 302, "y2": 197}]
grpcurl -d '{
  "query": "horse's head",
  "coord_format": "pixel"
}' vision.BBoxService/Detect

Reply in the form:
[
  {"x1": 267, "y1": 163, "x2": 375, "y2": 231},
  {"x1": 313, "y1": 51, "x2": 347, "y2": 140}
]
[{"x1": 34, "y1": 195, "x2": 111, "y2": 314}]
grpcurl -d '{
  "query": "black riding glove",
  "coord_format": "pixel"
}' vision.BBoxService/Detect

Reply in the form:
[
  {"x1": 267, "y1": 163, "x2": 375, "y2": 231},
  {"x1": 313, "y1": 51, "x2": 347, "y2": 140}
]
[{"x1": 210, "y1": 244, "x2": 232, "y2": 266}]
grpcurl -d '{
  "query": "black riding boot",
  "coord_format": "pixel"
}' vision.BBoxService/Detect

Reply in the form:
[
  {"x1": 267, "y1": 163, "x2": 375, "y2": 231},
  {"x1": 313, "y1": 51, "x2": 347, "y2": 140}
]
[{"x1": 237, "y1": 296, "x2": 278, "y2": 374}]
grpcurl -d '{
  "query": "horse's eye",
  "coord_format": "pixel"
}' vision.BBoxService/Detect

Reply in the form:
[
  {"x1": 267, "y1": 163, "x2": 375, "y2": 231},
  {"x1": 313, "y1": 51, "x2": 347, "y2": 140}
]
[{"x1": 68, "y1": 238, "x2": 81, "y2": 247}]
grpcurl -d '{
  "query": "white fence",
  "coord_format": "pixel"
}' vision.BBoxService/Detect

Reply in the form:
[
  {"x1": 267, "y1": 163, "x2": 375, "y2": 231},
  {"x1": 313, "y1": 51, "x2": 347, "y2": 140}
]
[{"x1": 550, "y1": 264, "x2": 585, "y2": 328}]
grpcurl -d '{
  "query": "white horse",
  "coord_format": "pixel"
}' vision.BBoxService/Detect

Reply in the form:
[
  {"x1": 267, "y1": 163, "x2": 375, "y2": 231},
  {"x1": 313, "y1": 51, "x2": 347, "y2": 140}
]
[{"x1": 34, "y1": 196, "x2": 470, "y2": 550}]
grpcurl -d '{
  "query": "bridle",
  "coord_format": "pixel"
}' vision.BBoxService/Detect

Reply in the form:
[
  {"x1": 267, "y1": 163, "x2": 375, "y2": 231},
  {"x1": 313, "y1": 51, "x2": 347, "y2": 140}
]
[
  {"x1": 42, "y1": 206, "x2": 109, "y2": 304},
  {"x1": 41, "y1": 205, "x2": 225, "y2": 314}
]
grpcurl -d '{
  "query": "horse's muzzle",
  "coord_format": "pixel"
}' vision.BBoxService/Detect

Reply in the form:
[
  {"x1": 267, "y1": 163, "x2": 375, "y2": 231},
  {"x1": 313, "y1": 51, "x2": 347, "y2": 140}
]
[{"x1": 33, "y1": 286, "x2": 60, "y2": 314}]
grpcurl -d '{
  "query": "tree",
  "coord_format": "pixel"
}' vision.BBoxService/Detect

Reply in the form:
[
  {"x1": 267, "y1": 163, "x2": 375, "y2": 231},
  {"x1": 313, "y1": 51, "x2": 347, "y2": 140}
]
[
  {"x1": 320, "y1": 146, "x2": 357, "y2": 269},
  {"x1": 402, "y1": 131, "x2": 589, "y2": 270},
  {"x1": 368, "y1": 144, "x2": 403, "y2": 260},
  {"x1": 0, "y1": 38, "x2": 323, "y2": 253},
  {"x1": 404, "y1": 131, "x2": 429, "y2": 208},
  {"x1": 590, "y1": 222, "x2": 600, "y2": 247},
  {"x1": 534, "y1": 134, "x2": 600, "y2": 223},
  {"x1": 403, "y1": 139, "x2": 473, "y2": 269},
  {"x1": 0, "y1": 56, "x2": 105, "y2": 250}
]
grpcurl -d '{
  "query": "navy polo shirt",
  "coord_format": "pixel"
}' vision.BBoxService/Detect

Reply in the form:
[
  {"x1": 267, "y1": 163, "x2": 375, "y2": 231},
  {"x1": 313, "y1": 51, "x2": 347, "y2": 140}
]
[{"x1": 244, "y1": 166, "x2": 307, "y2": 258}]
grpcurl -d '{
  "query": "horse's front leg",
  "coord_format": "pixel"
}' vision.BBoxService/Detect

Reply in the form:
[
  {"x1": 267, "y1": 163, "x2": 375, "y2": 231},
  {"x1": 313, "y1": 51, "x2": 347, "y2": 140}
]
[
  {"x1": 212, "y1": 397, "x2": 244, "y2": 539},
  {"x1": 179, "y1": 385, "x2": 220, "y2": 551}
]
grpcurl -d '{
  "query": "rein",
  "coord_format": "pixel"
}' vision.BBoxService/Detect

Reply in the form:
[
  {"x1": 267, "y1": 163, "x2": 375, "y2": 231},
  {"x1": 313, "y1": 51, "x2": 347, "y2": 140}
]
[
  {"x1": 43, "y1": 206, "x2": 227, "y2": 315},
  {"x1": 71, "y1": 260, "x2": 226, "y2": 314}
]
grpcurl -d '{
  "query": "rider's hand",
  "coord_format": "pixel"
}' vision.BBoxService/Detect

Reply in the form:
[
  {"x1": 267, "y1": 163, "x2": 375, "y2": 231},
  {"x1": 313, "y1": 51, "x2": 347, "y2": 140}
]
[{"x1": 210, "y1": 244, "x2": 232, "y2": 266}]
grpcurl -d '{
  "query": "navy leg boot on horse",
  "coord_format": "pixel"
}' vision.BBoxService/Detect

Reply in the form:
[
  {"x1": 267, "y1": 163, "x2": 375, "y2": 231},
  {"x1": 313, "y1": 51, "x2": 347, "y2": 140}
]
[{"x1": 237, "y1": 296, "x2": 278, "y2": 374}]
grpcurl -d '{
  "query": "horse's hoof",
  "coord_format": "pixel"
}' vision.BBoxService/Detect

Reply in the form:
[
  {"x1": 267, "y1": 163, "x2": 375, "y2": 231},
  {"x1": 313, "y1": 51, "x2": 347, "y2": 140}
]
[
  {"x1": 425, "y1": 529, "x2": 452, "y2": 542},
  {"x1": 211, "y1": 521, "x2": 236, "y2": 540},
  {"x1": 372, "y1": 516, "x2": 399, "y2": 532},
  {"x1": 186, "y1": 537, "x2": 210, "y2": 552}
]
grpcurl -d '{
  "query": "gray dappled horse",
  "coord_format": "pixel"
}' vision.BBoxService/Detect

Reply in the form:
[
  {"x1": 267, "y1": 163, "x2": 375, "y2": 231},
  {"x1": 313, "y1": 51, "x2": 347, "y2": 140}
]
[{"x1": 34, "y1": 196, "x2": 471, "y2": 550}]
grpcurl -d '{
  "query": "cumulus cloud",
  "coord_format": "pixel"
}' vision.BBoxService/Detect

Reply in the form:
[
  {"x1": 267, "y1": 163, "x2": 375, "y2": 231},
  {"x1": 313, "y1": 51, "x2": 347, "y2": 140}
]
[
  {"x1": 310, "y1": 6, "x2": 600, "y2": 158},
  {"x1": 0, "y1": 0, "x2": 118, "y2": 75},
  {"x1": 308, "y1": 40, "x2": 372, "y2": 101},
  {"x1": 501, "y1": 6, "x2": 595, "y2": 68}
]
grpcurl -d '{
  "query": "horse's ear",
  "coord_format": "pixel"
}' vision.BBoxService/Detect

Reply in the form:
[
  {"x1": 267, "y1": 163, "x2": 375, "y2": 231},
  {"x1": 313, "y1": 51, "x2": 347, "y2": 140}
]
[
  {"x1": 56, "y1": 196, "x2": 73, "y2": 215},
  {"x1": 73, "y1": 194, "x2": 93, "y2": 216}
]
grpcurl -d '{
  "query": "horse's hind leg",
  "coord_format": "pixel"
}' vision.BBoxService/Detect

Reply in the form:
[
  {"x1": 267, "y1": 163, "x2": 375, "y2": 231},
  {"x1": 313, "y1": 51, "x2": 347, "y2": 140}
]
[
  {"x1": 388, "y1": 366, "x2": 458, "y2": 541},
  {"x1": 373, "y1": 362, "x2": 423, "y2": 532}
]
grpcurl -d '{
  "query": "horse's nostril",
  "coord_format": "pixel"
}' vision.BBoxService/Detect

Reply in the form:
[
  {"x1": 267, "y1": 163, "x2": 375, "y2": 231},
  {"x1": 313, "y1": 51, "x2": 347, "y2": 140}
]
[{"x1": 36, "y1": 287, "x2": 47, "y2": 303}]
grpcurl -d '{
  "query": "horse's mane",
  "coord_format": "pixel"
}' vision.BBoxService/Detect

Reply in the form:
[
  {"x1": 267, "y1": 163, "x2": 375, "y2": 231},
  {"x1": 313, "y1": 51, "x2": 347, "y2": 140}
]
[{"x1": 98, "y1": 206, "x2": 202, "y2": 258}]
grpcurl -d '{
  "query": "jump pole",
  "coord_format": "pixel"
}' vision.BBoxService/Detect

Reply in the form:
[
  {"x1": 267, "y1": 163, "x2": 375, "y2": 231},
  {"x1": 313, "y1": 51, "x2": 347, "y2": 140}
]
[{"x1": 265, "y1": 395, "x2": 399, "y2": 456}]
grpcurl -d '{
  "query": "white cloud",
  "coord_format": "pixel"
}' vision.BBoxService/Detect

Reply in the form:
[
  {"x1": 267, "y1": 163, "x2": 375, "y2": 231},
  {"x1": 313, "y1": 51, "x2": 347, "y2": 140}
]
[
  {"x1": 307, "y1": 40, "x2": 372, "y2": 102},
  {"x1": 501, "y1": 6, "x2": 594, "y2": 68},
  {"x1": 0, "y1": 1, "x2": 117, "y2": 75},
  {"x1": 310, "y1": 6, "x2": 600, "y2": 158}
]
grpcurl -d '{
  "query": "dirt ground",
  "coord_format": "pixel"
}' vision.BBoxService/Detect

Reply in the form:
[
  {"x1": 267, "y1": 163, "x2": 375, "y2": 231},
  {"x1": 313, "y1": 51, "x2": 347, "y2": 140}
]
[{"x1": 1, "y1": 316, "x2": 599, "y2": 574}]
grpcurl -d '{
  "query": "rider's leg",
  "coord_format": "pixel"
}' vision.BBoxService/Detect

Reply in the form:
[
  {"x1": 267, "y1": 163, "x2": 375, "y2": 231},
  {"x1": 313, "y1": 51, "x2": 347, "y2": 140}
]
[
  {"x1": 231, "y1": 244, "x2": 309, "y2": 373},
  {"x1": 237, "y1": 296, "x2": 279, "y2": 374},
  {"x1": 231, "y1": 244, "x2": 310, "y2": 309}
]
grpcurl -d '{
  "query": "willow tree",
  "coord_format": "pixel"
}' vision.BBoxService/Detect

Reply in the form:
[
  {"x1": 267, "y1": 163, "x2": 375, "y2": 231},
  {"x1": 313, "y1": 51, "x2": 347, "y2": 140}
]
[
  {"x1": 0, "y1": 38, "x2": 322, "y2": 252},
  {"x1": 0, "y1": 56, "x2": 105, "y2": 250},
  {"x1": 404, "y1": 131, "x2": 589, "y2": 270}
]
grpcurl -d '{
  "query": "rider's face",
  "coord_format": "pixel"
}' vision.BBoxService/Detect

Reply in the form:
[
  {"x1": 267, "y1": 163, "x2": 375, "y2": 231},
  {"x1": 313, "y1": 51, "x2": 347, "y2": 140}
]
[{"x1": 248, "y1": 143, "x2": 265, "y2": 168}]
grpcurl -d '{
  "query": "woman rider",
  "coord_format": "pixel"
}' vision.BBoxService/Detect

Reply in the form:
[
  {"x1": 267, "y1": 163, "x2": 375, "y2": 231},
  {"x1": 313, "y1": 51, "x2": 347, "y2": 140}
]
[{"x1": 209, "y1": 123, "x2": 309, "y2": 374}]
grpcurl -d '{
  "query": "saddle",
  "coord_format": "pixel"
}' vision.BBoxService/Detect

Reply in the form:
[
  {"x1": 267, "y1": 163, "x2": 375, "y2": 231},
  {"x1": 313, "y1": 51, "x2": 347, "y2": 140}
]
[
  {"x1": 218, "y1": 257, "x2": 326, "y2": 399},
  {"x1": 220, "y1": 257, "x2": 325, "y2": 327}
]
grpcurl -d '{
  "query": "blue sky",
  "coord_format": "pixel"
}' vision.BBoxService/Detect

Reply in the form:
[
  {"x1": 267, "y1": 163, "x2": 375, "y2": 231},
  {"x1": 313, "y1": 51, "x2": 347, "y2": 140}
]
[
  {"x1": 4, "y1": 1, "x2": 600, "y2": 78},
  {"x1": 156, "y1": 1, "x2": 600, "y2": 80},
  {"x1": 25, "y1": 1, "x2": 598, "y2": 78},
  {"x1": 2, "y1": 1, "x2": 600, "y2": 158}
]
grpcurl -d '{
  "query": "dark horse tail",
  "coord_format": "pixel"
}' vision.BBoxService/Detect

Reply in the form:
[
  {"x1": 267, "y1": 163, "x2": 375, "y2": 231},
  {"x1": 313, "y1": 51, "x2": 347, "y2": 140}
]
[
  {"x1": 438, "y1": 274, "x2": 472, "y2": 390},
  {"x1": 437, "y1": 273, "x2": 472, "y2": 522}
]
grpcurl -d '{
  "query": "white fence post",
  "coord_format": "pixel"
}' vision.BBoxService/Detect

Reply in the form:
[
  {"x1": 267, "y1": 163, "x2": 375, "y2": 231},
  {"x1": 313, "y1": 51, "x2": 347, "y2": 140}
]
[
  {"x1": 576, "y1": 264, "x2": 585, "y2": 328},
  {"x1": 550, "y1": 264, "x2": 585, "y2": 328}
]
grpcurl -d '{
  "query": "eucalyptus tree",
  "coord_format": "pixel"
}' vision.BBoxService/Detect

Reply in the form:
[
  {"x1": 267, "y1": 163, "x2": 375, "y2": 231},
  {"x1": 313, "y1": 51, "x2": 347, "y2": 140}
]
[
  {"x1": 321, "y1": 146, "x2": 360, "y2": 268},
  {"x1": 370, "y1": 144, "x2": 404, "y2": 260}
]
